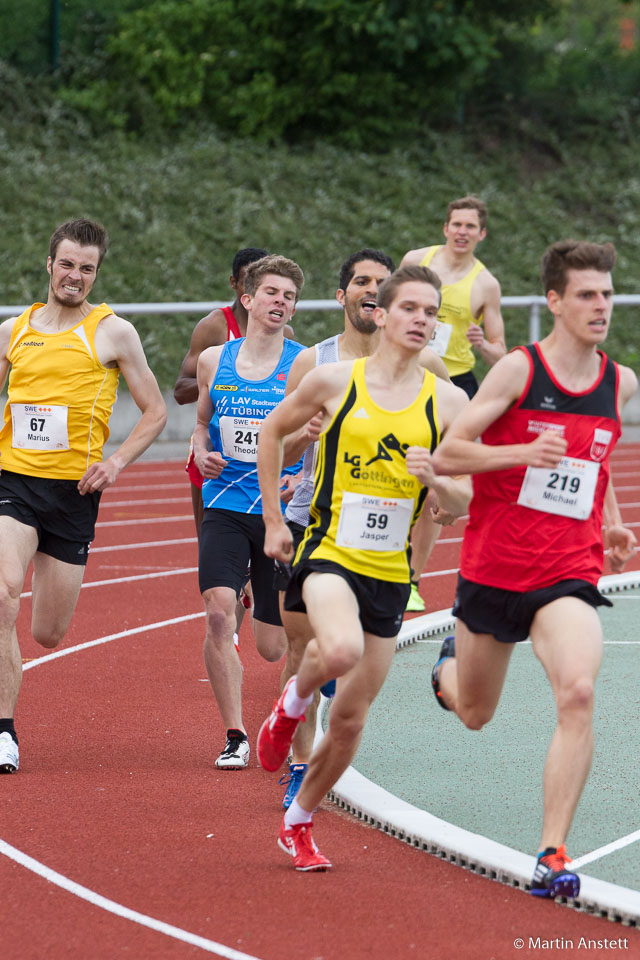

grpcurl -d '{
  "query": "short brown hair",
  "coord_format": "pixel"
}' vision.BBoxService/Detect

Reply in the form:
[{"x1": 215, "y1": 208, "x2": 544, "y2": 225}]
[
  {"x1": 243, "y1": 254, "x2": 304, "y2": 299},
  {"x1": 377, "y1": 265, "x2": 441, "y2": 311},
  {"x1": 49, "y1": 219, "x2": 109, "y2": 268},
  {"x1": 540, "y1": 240, "x2": 616, "y2": 295},
  {"x1": 446, "y1": 196, "x2": 487, "y2": 230}
]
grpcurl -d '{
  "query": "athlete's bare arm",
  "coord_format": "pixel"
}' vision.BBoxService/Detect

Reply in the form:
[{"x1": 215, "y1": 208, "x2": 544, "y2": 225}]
[
  {"x1": 191, "y1": 345, "x2": 227, "y2": 480},
  {"x1": 258, "y1": 363, "x2": 353, "y2": 561},
  {"x1": 0, "y1": 317, "x2": 15, "y2": 393},
  {"x1": 418, "y1": 346, "x2": 451, "y2": 381},
  {"x1": 280, "y1": 347, "x2": 326, "y2": 465},
  {"x1": 400, "y1": 248, "x2": 431, "y2": 268},
  {"x1": 603, "y1": 364, "x2": 640, "y2": 571},
  {"x1": 432, "y1": 350, "x2": 568, "y2": 476},
  {"x1": 405, "y1": 380, "x2": 472, "y2": 517},
  {"x1": 173, "y1": 309, "x2": 232, "y2": 405},
  {"x1": 467, "y1": 271, "x2": 506, "y2": 366},
  {"x1": 77, "y1": 315, "x2": 167, "y2": 494}
]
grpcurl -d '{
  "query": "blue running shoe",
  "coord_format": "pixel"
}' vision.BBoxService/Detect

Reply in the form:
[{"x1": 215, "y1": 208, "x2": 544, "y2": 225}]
[
  {"x1": 320, "y1": 679, "x2": 336, "y2": 698},
  {"x1": 279, "y1": 762, "x2": 308, "y2": 809},
  {"x1": 530, "y1": 845, "x2": 580, "y2": 899},
  {"x1": 431, "y1": 635, "x2": 455, "y2": 711}
]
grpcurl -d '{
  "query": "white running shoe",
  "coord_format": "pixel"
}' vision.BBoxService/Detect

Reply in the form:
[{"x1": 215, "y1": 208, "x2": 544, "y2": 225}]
[
  {"x1": 215, "y1": 729, "x2": 250, "y2": 769},
  {"x1": 0, "y1": 732, "x2": 19, "y2": 773}
]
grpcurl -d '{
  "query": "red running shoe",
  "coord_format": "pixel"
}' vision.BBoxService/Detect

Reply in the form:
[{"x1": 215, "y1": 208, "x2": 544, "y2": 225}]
[
  {"x1": 278, "y1": 819, "x2": 332, "y2": 872},
  {"x1": 257, "y1": 677, "x2": 305, "y2": 772}
]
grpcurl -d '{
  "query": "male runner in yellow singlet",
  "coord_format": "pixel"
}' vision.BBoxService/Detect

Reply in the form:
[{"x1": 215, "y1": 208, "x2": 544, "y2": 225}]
[
  {"x1": 274, "y1": 248, "x2": 452, "y2": 809},
  {"x1": 0, "y1": 219, "x2": 166, "y2": 774},
  {"x1": 401, "y1": 195, "x2": 506, "y2": 610},
  {"x1": 256, "y1": 265, "x2": 471, "y2": 870}
]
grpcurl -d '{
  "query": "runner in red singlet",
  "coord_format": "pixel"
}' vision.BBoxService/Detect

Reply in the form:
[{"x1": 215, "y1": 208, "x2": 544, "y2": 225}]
[{"x1": 431, "y1": 240, "x2": 638, "y2": 901}]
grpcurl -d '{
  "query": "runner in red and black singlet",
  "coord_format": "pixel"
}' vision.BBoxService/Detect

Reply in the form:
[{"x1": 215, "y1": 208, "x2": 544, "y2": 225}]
[{"x1": 431, "y1": 240, "x2": 638, "y2": 903}]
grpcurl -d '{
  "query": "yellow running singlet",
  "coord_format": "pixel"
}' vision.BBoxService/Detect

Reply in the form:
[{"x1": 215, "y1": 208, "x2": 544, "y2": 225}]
[
  {"x1": 0, "y1": 303, "x2": 120, "y2": 479},
  {"x1": 295, "y1": 357, "x2": 440, "y2": 582},
  {"x1": 420, "y1": 246, "x2": 485, "y2": 377}
]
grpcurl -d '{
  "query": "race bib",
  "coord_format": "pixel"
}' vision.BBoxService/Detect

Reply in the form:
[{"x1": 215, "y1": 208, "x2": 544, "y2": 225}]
[
  {"x1": 11, "y1": 403, "x2": 69, "y2": 451},
  {"x1": 219, "y1": 416, "x2": 262, "y2": 462},
  {"x1": 517, "y1": 457, "x2": 599, "y2": 520},
  {"x1": 428, "y1": 320, "x2": 452, "y2": 357},
  {"x1": 336, "y1": 493, "x2": 414, "y2": 551}
]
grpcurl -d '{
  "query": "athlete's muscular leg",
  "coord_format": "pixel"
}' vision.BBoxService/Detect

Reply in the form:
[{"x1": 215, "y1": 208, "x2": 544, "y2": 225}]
[
  {"x1": 297, "y1": 630, "x2": 396, "y2": 814},
  {"x1": 438, "y1": 619, "x2": 514, "y2": 727},
  {"x1": 296, "y1": 573, "x2": 364, "y2": 699},
  {"x1": 0, "y1": 517, "x2": 39, "y2": 716},
  {"x1": 531, "y1": 597, "x2": 603, "y2": 851},
  {"x1": 31, "y1": 552, "x2": 85, "y2": 648},
  {"x1": 193, "y1": 486, "x2": 247, "y2": 632},
  {"x1": 253, "y1": 619, "x2": 287, "y2": 662},
  {"x1": 279, "y1": 601, "x2": 318, "y2": 763},
  {"x1": 191, "y1": 483, "x2": 205, "y2": 540},
  {"x1": 202, "y1": 585, "x2": 245, "y2": 732}
]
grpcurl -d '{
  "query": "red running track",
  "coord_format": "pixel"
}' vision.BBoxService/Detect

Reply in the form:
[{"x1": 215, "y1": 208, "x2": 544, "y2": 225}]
[{"x1": 2, "y1": 448, "x2": 639, "y2": 960}]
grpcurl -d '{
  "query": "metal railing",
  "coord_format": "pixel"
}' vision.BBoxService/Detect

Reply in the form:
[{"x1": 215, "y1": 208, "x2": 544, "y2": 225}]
[{"x1": 1, "y1": 295, "x2": 639, "y2": 342}]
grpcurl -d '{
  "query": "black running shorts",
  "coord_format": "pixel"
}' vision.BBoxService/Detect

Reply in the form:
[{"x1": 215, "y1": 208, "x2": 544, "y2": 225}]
[
  {"x1": 198, "y1": 508, "x2": 282, "y2": 626},
  {"x1": 284, "y1": 558, "x2": 410, "y2": 638},
  {"x1": 0, "y1": 469, "x2": 101, "y2": 566},
  {"x1": 452, "y1": 573, "x2": 613, "y2": 644}
]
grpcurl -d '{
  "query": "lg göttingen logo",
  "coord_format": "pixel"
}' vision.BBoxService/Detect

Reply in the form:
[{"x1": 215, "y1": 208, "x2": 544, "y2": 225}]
[{"x1": 344, "y1": 432, "x2": 410, "y2": 480}]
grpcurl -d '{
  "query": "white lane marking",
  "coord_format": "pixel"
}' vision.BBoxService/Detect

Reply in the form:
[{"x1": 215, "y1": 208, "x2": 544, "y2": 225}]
[
  {"x1": 99, "y1": 498, "x2": 190, "y2": 508},
  {"x1": 20, "y1": 568, "x2": 197, "y2": 599},
  {"x1": 97, "y1": 515, "x2": 191, "y2": 528},
  {"x1": 0, "y1": 839, "x2": 263, "y2": 960},
  {"x1": 22, "y1": 613, "x2": 205, "y2": 671},
  {"x1": 572, "y1": 830, "x2": 640, "y2": 869},
  {"x1": 419, "y1": 567, "x2": 459, "y2": 579},
  {"x1": 91, "y1": 537, "x2": 196, "y2": 554},
  {"x1": 103, "y1": 483, "x2": 187, "y2": 494},
  {"x1": 5, "y1": 612, "x2": 275, "y2": 959}
]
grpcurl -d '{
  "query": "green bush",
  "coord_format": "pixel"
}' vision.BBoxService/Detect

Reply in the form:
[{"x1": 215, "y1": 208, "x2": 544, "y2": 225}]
[{"x1": 58, "y1": 0, "x2": 551, "y2": 145}]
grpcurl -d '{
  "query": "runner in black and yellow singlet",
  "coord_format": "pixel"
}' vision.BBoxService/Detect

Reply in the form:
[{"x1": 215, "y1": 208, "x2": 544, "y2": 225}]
[
  {"x1": 295, "y1": 355, "x2": 439, "y2": 583},
  {"x1": 254, "y1": 265, "x2": 471, "y2": 872}
]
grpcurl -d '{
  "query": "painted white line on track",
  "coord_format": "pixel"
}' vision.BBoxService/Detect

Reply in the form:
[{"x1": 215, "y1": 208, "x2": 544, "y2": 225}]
[
  {"x1": 572, "y1": 830, "x2": 640, "y2": 869},
  {"x1": 419, "y1": 567, "x2": 459, "y2": 579},
  {"x1": 0, "y1": 839, "x2": 263, "y2": 960},
  {"x1": 103, "y1": 483, "x2": 187, "y2": 494},
  {"x1": 3, "y1": 612, "x2": 274, "y2": 959},
  {"x1": 20, "y1": 567, "x2": 197, "y2": 599},
  {"x1": 97, "y1": 515, "x2": 191, "y2": 528},
  {"x1": 98, "y1": 498, "x2": 190, "y2": 508},
  {"x1": 91, "y1": 537, "x2": 196, "y2": 554},
  {"x1": 21, "y1": 613, "x2": 205, "y2": 671}
]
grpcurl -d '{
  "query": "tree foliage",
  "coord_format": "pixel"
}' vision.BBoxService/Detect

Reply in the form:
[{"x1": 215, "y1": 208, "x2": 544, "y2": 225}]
[{"x1": 58, "y1": 0, "x2": 553, "y2": 144}]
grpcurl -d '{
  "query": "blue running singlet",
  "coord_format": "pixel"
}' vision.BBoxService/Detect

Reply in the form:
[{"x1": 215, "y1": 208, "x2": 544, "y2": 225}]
[{"x1": 203, "y1": 337, "x2": 305, "y2": 514}]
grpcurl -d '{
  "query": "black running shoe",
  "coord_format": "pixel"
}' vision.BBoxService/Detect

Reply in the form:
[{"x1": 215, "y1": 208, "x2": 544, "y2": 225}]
[
  {"x1": 530, "y1": 845, "x2": 580, "y2": 899},
  {"x1": 430, "y1": 634, "x2": 455, "y2": 711}
]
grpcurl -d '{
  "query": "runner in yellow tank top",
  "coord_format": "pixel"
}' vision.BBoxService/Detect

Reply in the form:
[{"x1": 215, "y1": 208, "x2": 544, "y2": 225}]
[
  {"x1": 0, "y1": 218, "x2": 166, "y2": 775},
  {"x1": 255, "y1": 265, "x2": 471, "y2": 871},
  {"x1": 400, "y1": 196, "x2": 507, "y2": 612},
  {"x1": 401, "y1": 195, "x2": 505, "y2": 398},
  {"x1": 296, "y1": 355, "x2": 439, "y2": 582}
]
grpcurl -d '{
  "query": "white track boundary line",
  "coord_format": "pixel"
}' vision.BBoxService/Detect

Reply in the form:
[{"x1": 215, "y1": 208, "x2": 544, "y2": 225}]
[
  {"x1": 20, "y1": 567, "x2": 198, "y2": 599},
  {"x1": 573, "y1": 831, "x2": 640, "y2": 870},
  {"x1": 320, "y1": 571, "x2": 640, "y2": 924},
  {"x1": 90, "y1": 537, "x2": 196, "y2": 554},
  {"x1": 97, "y1": 515, "x2": 191, "y2": 528},
  {"x1": 0, "y1": 839, "x2": 262, "y2": 960},
  {"x1": 21, "y1": 613, "x2": 204, "y2": 671},
  {"x1": 4, "y1": 611, "x2": 266, "y2": 960}
]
